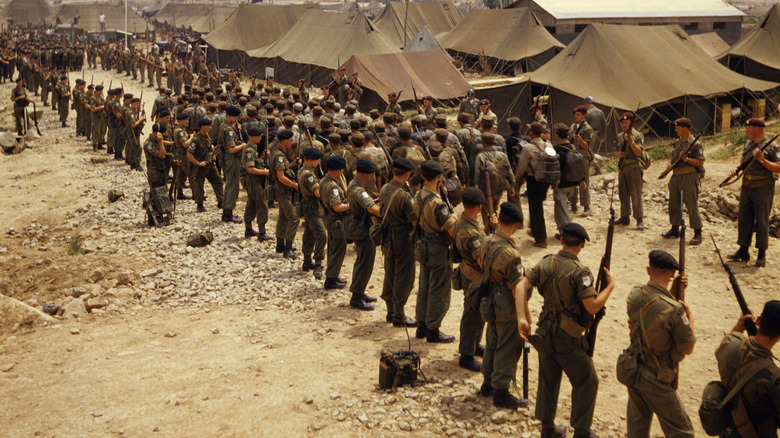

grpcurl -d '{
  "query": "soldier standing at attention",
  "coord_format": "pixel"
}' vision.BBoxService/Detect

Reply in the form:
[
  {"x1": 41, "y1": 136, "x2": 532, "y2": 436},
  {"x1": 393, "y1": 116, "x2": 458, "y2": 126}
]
[
  {"x1": 714, "y1": 300, "x2": 780, "y2": 436},
  {"x1": 89, "y1": 85, "x2": 106, "y2": 152},
  {"x1": 218, "y1": 106, "x2": 245, "y2": 224},
  {"x1": 270, "y1": 129, "x2": 300, "y2": 259},
  {"x1": 187, "y1": 119, "x2": 224, "y2": 212},
  {"x1": 173, "y1": 113, "x2": 194, "y2": 200},
  {"x1": 568, "y1": 105, "x2": 594, "y2": 217},
  {"x1": 346, "y1": 159, "x2": 381, "y2": 310},
  {"x1": 11, "y1": 77, "x2": 27, "y2": 136},
  {"x1": 144, "y1": 123, "x2": 169, "y2": 190},
  {"x1": 662, "y1": 118, "x2": 704, "y2": 245},
  {"x1": 55, "y1": 75, "x2": 71, "y2": 128},
  {"x1": 242, "y1": 126, "x2": 273, "y2": 242},
  {"x1": 414, "y1": 160, "x2": 457, "y2": 343},
  {"x1": 320, "y1": 156, "x2": 350, "y2": 290},
  {"x1": 297, "y1": 148, "x2": 327, "y2": 279},
  {"x1": 620, "y1": 250, "x2": 695, "y2": 437},
  {"x1": 453, "y1": 187, "x2": 491, "y2": 372},
  {"x1": 476, "y1": 202, "x2": 528, "y2": 408},
  {"x1": 727, "y1": 118, "x2": 779, "y2": 267},
  {"x1": 517, "y1": 223, "x2": 614, "y2": 437},
  {"x1": 379, "y1": 158, "x2": 419, "y2": 327},
  {"x1": 614, "y1": 112, "x2": 645, "y2": 230}
]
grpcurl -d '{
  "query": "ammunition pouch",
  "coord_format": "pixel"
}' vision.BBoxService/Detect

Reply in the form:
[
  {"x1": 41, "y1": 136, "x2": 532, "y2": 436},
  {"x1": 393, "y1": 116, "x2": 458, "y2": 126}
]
[
  {"x1": 616, "y1": 346, "x2": 641, "y2": 387},
  {"x1": 451, "y1": 266, "x2": 463, "y2": 291}
]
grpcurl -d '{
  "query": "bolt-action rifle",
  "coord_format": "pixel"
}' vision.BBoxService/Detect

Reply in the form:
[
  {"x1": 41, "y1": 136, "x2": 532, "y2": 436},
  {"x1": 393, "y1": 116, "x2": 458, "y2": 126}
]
[
  {"x1": 586, "y1": 182, "x2": 615, "y2": 357},
  {"x1": 710, "y1": 234, "x2": 758, "y2": 336}
]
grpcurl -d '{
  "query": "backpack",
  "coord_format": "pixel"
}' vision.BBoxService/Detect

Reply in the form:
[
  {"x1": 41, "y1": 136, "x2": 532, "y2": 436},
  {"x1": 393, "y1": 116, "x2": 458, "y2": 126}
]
[
  {"x1": 477, "y1": 152, "x2": 510, "y2": 194},
  {"x1": 534, "y1": 142, "x2": 561, "y2": 185},
  {"x1": 560, "y1": 144, "x2": 589, "y2": 183}
]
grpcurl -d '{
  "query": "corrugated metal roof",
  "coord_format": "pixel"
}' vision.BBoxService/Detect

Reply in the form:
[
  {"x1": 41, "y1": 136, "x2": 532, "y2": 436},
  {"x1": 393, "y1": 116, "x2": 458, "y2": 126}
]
[{"x1": 529, "y1": 0, "x2": 744, "y2": 20}]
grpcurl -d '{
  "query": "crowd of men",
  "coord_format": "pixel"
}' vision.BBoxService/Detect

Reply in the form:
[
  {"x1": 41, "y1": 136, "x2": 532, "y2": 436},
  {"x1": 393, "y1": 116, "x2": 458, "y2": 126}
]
[{"x1": 6, "y1": 31, "x2": 780, "y2": 437}]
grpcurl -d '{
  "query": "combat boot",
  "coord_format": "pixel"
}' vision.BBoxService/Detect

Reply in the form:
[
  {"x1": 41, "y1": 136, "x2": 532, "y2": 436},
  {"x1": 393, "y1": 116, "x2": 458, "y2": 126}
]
[
  {"x1": 392, "y1": 315, "x2": 418, "y2": 328},
  {"x1": 349, "y1": 295, "x2": 373, "y2": 311},
  {"x1": 301, "y1": 260, "x2": 314, "y2": 271},
  {"x1": 324, "y1": 278, "x2": 346, "y2": 290},
  {"x1": 312, "y1": 262, "x2": 323, "y2": 279},
  {"x1": 92, "y1": 144, "x2": 97, "y2": 152},
  {"x1": 458, "y1": 355, "x2": 481, "y2": 372},
  {"x1": 275, "y1": 238, "x2": 285, "y2": 253},
  {"x1": 661, "y1": 226, "x2": 680, "y2": 239},
  {"x1": 541, "y1": 422, "x2": 568, "y2": 438},
  {"x1": 283, "y1": 244, "x2": 298, "y2": 260},
  {"x1": 636, "y1": 221, "x2": 645, "y2": 231},
  {"x1": 426, "y1": 329, "x2": 455, "y2": 343},
  {"x1": 244, "y1": 228, "x2": 258, "y2": 238},
  {"x1": 727, "y1": 247, "x2": 750, "y2": 262},
  {"x1": 614, "y1": 217, "x2": 630, "y2": 226},
  {"x1": 756, "y1": 249, "x2": 766, "y2": 268},
  {"x1": 689, "y1": 229, "x2": 702, "y2": 245},
  {"x1": 478, "y1": 381, "x2": 494, "y2": 397},
  {"x1": 177, "y1": 190, "x2": 191, "y2": 200},
  {"x1": 196, "y1": 204, "x2": 206, "y2": 213},
  {"x1": 493, "y1": 388, "x2": 529, "y2": 409},
  {"x1": 415, "y1": 323, "x2": 428, "y2": 339},
  {"x1": 222, "y1": 210, "x2": 242, "y2": 223},
  {"x1": 257, "y1": 233, "x2": 273, "y2": 242}
]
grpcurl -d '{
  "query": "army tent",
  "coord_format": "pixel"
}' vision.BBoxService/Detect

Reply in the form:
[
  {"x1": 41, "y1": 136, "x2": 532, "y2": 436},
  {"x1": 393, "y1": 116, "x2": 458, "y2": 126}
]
[
  {"x1": 373, "y1": 1, "x2": 463, "y2": 48},
  {"x1": 152, "y1": 3, "x2": 236, "y2": 34},
  {"x1": 53, "y1": 4, "x2": 148, "y2": 34},
  {"x1": 690, "y1": 32, "x2": 730, "y2": 58},
  {"x1": 719, "y1": 4, "x2": 780, "y2": 82},
  {"x1": 440, "y1": 8, "x2": 563, "y2": 75},
  {"x1": 336, "y1": 50, "x2": 469, "y2": 109},
  {"x1": 203, "y1": 4, "x2": 321, "y2": 70},
  {"x1": 403, "y1": 25, "x2": 454, "y2": 62},
  {"x1": 525, "y1": 23, "x2": 777, "y2": 149},
  {"x1": 247, "y1": 10, "x2": 399, "y2": 86},
  {"x1": 1, "y1": 0, "x2": 52, "y2": 26}
]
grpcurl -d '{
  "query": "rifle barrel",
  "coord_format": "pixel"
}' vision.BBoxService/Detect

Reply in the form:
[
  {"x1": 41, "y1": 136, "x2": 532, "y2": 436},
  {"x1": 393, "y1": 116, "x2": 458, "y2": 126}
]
[{"x1": 710, "y1": 233, "x2": 758, "y2": 335}]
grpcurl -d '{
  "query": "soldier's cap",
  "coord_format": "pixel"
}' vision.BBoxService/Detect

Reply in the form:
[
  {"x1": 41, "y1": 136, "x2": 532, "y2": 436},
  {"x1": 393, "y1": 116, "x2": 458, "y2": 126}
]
[
  {"x1": 60, "y1": 75, "x2": 67, "y2": 80},
  {"x1": 226, "y1": 106, "x2": 241, "y2": 117},
  {"x1": 131, "y1": 98, "x2": 140, "y2": 103},
  {"x1": 554, "y1": 123, "x2": 569, "y2": 136},
  {"x1": 364, "y1": 131, "x2": 374, "y2": 141},
  {"x1": 508, "y1": 117, "x2": 521, "y2": 130},
  {"x1": 346, "y1": 104, "x2": 357, "y2": 111},
  {"x1": 479, "y1": 99, "x2": 490, "y2": 105},
  {"x1": 87, "y1": 84, "x2": 94, "y2": 89},
  {"x1": 674, "y1": 117, "x2": 691, "y2": 128},
  {"x1": 374, "y1": 122, "x2": 385, "y2": 132},
  {"x1": 325, "y1": 155, "x2": 346, "y2": 170},
  {"x1": 760, "y1": 300, "x2": 780, "y2": 332},
  {"x1": 246, "y1": 126, "x2": 262, "y2": 137},
  {"x1": 351, "y1": 132, "x2": 365, "y2": 146},
  {"x1": 264, "y1": 103, "x2": 274, "y2": 111},
  {"x1": 482, "y1": 131, "x2": 495, "y2": 145},
  {"x1": 584, "y1": 96, "x2": 594, "y2": 104},
  {"x1": 527, "y1": 121, "x2": 547, "y2": 134},
  {"x1": 198, "y1": 118, "x2": 212, "y2": 126},
  {"x1": 572, "y1": 104, "x2": 588, "y2": 114},
  {"x1": 123, "y1": 93, "x2": 134, "y2": 100},
  {"x1": 277, "y1": 129, "x2": 294, "y2": 140},
  {"x1": 95, "y1": 85, "x2": 103, "y2": 91},
  {"x1": 207, "y1": 102, "x2": 218, "y2": 111},
  {"x1": 352, "y1": 72, "x2": 358, "y2": 76},
  {"x1": 75, "y1": 79, "x2": 85, "y2": 85},
  {"x1": 392, "y1": 157, "x2": 415, "y2": 172},
  {"x1": 421, "y1": 160, "x2": 445, "y2": 176},
  {"x1": 461, "y1": 187, "x2": 486, "y2": 206},
  {"x1": 158, "y1": 109, "x2": 171, "y2": 118},
  {"x1": 620, "y1": 112, "x2": 634, "y2": 121},
  {"x1": 303, "y1": 148, "x2": 323, "y2": 160},
  {"x1": 500, "y1": 202, "x2": 523, "y2": 224},
  {"x1": 293, "y1": 102, "x2": 303, "y2": 111},
  {"x1": 356, "y1": 158, "x2": 376, "y2": 174},
  {"x1": 246, "y1": 105, "x2": 258, "y2": 116},
  {"x1": 457, "y1": 112, "x2": 472, "y2": 123},
  {"x1": 369, "y1": 109, "x2": 379, "y2": 117},
  {"x1": 435, "y1": 128, "x2": 449, "y2": 141},
  {"x1": 313, "y1": 106, "x2": 323, "y2": 114},
  {"x1": 14, "y1": 77, "x2": 21, "y2": 82},
  {"x1": 176, "y1": 113, "x2": 189, "y2": 120},
  {"x1": 481, "y1": 115, "x2": 495, "y2": 128},
  {"x1": 746, "y1": 118, "x2": 766, "y2": 128},
  {"x1": 327, "y1": 132, "x2": 342, "y2": 143},
  {"x1": 560, "y1": 222, "x2": 590, "y2": 241},
  {"x1": 649, "y1": 250, "x2": 680, "y2": 271}
]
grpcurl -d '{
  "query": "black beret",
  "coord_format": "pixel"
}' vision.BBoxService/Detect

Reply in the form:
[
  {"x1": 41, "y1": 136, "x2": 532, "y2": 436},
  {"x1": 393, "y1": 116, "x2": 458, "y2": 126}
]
[
  {"x1": 158, "y1": 109, "x2": 170, "y2": 118},
  {"x1": 226, "y1": 106, "x2": 241, "y2": 117},
  {"x1": 14, "y1": 77, "x2": 21, "y2": 82},
  {"x1": 131, "y1": 98, "x2": 140, "y2": 103},
  {"x1": 674, "y1": 118, "x2": 691, "y2": 128},
  {"x1": 176, "y1": 113, "x2": 189, "y2": 120},
  {"x1": 746, "y1": 118, "x2": 766, "y2": 128},
  {"x1": 247, "y1": 126, "x2": 263, "y2": 137},
  {"x1": 198, "y1": 118, "x2": 212, "y2": 126},
  {"x1": 560, "y1": 222, "x2": 590, "y2": 241},
  {"x1": 499, "y1": 202, "x2": 523, "y2": 224},
  {"x1": 277, "y1": 130, "x2": 294, "y2": 140},
  {"x1": 87, "y1": 84, "x2": 94, "y2": 89},
  {"x1": 421, "y1": 160, "x2": 445, "y2": 175},
  {"x1": 303, "y1": 148, "x2": 323, "y2": 160},
  {"x1": 554, "y1": 123, "x2": 569, "y2": 136},
  {"x1": 75, "y1": 79, "x2": 85, "y2": 85},
  {"x1": 123, "y1": 93, "x2": 133, "y2": 100},
  {"x1": 461, "y1": 187, "x2": 486, "y2": 206},
  {"x1": 392, "y1": 157, "x2": 415, "y2": 172},
  {"x1": 326, "y1": 155, "x2": 346, "y2": 170},
  {"x1": 649, "y1": 250, "x2": 680, "y2": 271},
  {"x1": 95, "y1": 85, "x2": 103, "y2": 91},
  {"x1": 60, "y1": 75, "x2": 68, "y2": 80},
  {"x1": 356, "y1": 158, "x2": 377, "y2": 174},
  {"x1": 760, "y1": 300, "x2": 780, "y2": 333}
]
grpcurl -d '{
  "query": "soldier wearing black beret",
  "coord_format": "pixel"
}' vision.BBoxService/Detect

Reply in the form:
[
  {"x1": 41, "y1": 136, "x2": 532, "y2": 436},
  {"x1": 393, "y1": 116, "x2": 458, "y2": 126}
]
[
  {"x1": 345, "y1": 159, "x2": 382, "y2": 310},
  {"x1": 517, "y1": 222, "x2": 615, "y2": 436},
  {"x1": 217, "y1": 105, "x2": 247, "y2": 224},
  {"x1": 298, "y1": 148, "x2": 327, "y2": 278},
  {"x1": 320, "y1": 155, "x2": 349, "y2": 290},
  {"x1": 270, "y1": 128, "x2": 300, "y2": 259},
  {"x1": 187, "y1": 116, "x2": 224, "y2": 213}
]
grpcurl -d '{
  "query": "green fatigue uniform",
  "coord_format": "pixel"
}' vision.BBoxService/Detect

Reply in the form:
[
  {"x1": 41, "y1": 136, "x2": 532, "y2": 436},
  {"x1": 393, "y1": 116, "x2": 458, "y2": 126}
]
[
  {"x1": 321, "y1": 174, "x2": 348, "y2": 281},
  {"x1": 477, "y1": 231, "x2": 524, "y2": 391},
  {"x1": 48, "y1": 72, "x2": 58, "y2": 110},
  {"x1": 553, "y1": 142, "x2": 579, "y2": 229},
  {"x1": 218, "y1": 122, "x2": 242, "y2": 211},
  {"x1": 124, "y1": 106, "x2": 141, "y2": 168},
  {"x1": 105, "y1": 97, "x2": 119, "y2": 156},
  {"x1": 40, "y1": 70, "x2": 50, "y2": 105},
  {"x1": 714, "y1": 332, "x2": 780, "y2": 436},
  {"x1": 414, "y1": 186, "x2": 456, "y2": 332},
  {"x1": 385, "y1": 102, "x2": 402, "y2": 115},
  {"x1": 474, "y1": 149, "x2": 515, "y2": 230},
  {"x1": 208, "y1": 68, "x2": 219, "y2": 94},
  {"x1": 147, "y1": 55, "x2": 155, "y2": 86},
  {"x1": 188, "y1": 132, "x2": 224, "y2": 206},
  {"x1": 379, "y1": 180, "x2": 418, "y2": 318},
  {"x1": 182, "y1": 61, "x2": 193, "y2": 87},
  {"x1": 139, "y1": 54, "x2": 146, "y2": 83},
  {"x1": 242, "y1": 142, "x2": 269, "y2": 234},
  {"x1": 668, "y1": 136, "x2": 705, "y2": 230},
  {"x1": 346, "y1": 148, "x2": 380, "y2": 196},
  {"x1": 73, "y1": 87, "x2": 84, "y2": 135},
  {"x1": 143, "y1": 135, "x2": 168, "y2": 189},
  {"x1": 568, "y1": 121, "x2": 594, "y2": 212},
  {"x1": 155, "y1": 58, "x2": 163, "y2": 89},
  {"x1": 737, "y1": 138, "x2": 779, "y2": 251},
  {"x1": 173, "y1": 125, "x2": 192, "y2": 194},
  {"x1": 454, "y1": 215, "x2": 486, "y2": 357},
  {"x1": 623, "y1": 281, "x2": 696, "y2": 437},
  {"x1": 459, "y1": 97, "x2": 480, "y2": 121},
  {"x1": 114, "y1": 103, "x2": 128, "y2": 159},
  {"x1": 83, "y1": 92, "x2": 92, "y2": 139},
  {"x1": 346, "y1": 176, "x2": 378, "y2": 298},
  {"x1": 90, "y1": 93, "x2": 105, "y2": 148},
  {"x1": 11, "y1": 86, "x2": 27, "y2": 135},
  {"x1": 526, "y1": 250, "x2": 600, "y2": 430},
  {"x1": 55, "y1": 82, "x2": 70, "y2": 124},
  {"x1": 298, "y1": 164, "x2": 327, "y2": 264},
  {"x1": 130, "y1": 52, "x2": 137, "y2": 80},
  {"x1": 617, "y1": 128, "x2": 645, "y2": 222},
  {"x1": 270, "y1": 147, "x2": 300, "y2": 244}
]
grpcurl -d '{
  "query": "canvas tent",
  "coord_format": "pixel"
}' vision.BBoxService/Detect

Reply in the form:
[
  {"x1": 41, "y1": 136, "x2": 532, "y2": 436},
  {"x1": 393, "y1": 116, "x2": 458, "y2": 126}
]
[
  {"x1": 690, "y1": 32, "x2": 730, "y2": 57},
  {"x1": 718, "y1": 4, "x2": 780, "y2": 82},
  {"x1": 403, "y1": 25, "x2": 454, "y2": 62},
  {"x1": 203, "y1": 4, "x2": 321, "y2": 70},
  {"x1": 1, "y1": 0, "x2": 53, "y2": 26},
  {"x1": 336, "y1": 50, "x2": 469, "y2": 109},
  {"x1": 153, "y1": 3, "x2": 236, "y2": 34},
  {"x1": 522, "y1": 23, "x2": 777, "y2": 150},
  {"x1": 247, "y1": 10, "x2": 399, "y2": 86},
  {"x1": 373, "y1": 1, "x2": 463, "y2": 48},
  {"x1": 53, "y1": 4, "x2": 148, "y2": 34},
  {"x1": 440, "y1": 8, "x2": 563, "y2": 75}
]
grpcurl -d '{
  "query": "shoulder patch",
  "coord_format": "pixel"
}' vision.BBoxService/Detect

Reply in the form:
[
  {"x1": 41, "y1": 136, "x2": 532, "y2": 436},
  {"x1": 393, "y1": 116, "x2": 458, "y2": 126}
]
[
  {"x1": 276, "y1": 156, "x2": 284, "y2": 164},
  {"x1": 361, "y1": 191, "x2": 370, "y2": 200},
  {"x1": 332, "y1": 188, "x2": 339, "y2": 197},
  {"x1": 307, "y1": 175, "x2": 315, "y2": 183},
  {"x1": 470, "y1": 235, "x2": 482, "y2": 249},
  {"x1": 582, "y1": 273, "x2": 592, "y2": 288}
]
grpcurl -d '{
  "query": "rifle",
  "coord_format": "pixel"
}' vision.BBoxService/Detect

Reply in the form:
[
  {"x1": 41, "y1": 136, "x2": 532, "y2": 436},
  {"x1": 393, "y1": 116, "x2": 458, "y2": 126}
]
[
  {"x1": 522, "y1": 341, "x2": 530, "y2": 400},
  {"x1": 658, "y1": 122, "x2": 710, "y2": 180},
  {"x1": 439, "y1": 181, "x2": 454, "y2": 214},
  {"x1": 412, "y1": 85, "x2": 422, "y2": 114},
  {"x1": 369, "y1": 124, "x2": 393, "y2": 166},
  {"x1": 264, "y1": 118, "x2": 270, "y2": 190},
  {"x1": 618, "y1": 103, "x2": 641, "y2": 169},
  {"x1": 671, "y1": 191, "x2": 686, "y2": 300},
  {"x1": 710, "y1": 234, "x2": 758, "y2": 336},
  {"x1": 414, "y1": 126, "x2": 433, "y2": 160},
  {"x1": 29, "y1": 100, "x2": 41, "y2": 136},
  {"x1": 484, "y1": 168, "x2": 495, "y2": 234},
  {"x1": 719, "y1": 131, "x2": 780, "y2": 187},
  {"x1": 586, "y1": 182, "x2": 615, "y2": 357}
]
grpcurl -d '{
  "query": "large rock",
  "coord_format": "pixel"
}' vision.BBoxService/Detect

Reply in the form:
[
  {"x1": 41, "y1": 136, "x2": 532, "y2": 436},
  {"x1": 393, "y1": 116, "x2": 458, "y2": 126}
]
[
  {"x1": 61, "y1": 298, "x2": 88, "y2": 319},
  {"x1": 0, "y1": 294, "x2": 57, "y2": 333}
]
